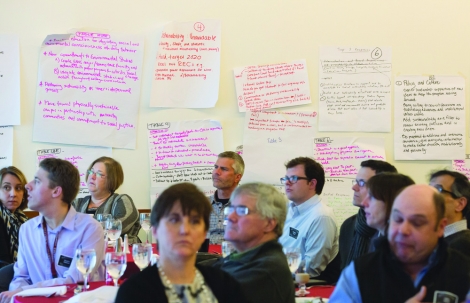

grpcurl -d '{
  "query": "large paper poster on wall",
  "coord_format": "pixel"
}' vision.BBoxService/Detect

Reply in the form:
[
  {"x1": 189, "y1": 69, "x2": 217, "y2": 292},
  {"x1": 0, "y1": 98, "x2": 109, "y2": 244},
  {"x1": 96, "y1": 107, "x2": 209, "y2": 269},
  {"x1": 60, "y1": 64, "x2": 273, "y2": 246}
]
[
  {"x1": 0, "y1": 126, "x2": 13, "y2": 167},
  {"x1": 242, "y1": 110, "x2": 317, "y2": 185},
  {"x1": 452, "y1": 155, "x2": 470, "y2": 179},
  {"x1": 0, "y1": 35, "x2": 20, "y2": 126},
  {"x1": 150, "y1": 20, "x2": 221, "y2": 108},
  {"x1": 313, "y1": 137, "x2": 386, "y2": 228},
  {"x1": 32, "y1": 30, "x2": 145, "y2": 149},
  {"x1": 147, "y1": 120, "x2": 224, "y2": 205},
  {"x1": 319, "y1": 46, "x2": 392, "y2": 132},
  {"x1": 394, "y1": 75, "x2": 465, "y2": 160},
  {"x1": 35, "y1": 145, "x2": 112, "y2": 198},
  {"x1": 233, "y1": 59, "x2": 311, "y2": 112}
]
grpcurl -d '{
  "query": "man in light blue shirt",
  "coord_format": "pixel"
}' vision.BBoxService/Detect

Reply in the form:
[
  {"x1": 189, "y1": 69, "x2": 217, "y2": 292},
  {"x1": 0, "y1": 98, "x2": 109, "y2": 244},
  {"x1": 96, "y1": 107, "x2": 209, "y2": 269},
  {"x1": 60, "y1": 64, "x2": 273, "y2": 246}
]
[
  {"x1": 279, "y1": 157, "x2": 340, "y2": 283},
  {"x1": 0, "y1": 158, "x2": 104, "y2": 303}
]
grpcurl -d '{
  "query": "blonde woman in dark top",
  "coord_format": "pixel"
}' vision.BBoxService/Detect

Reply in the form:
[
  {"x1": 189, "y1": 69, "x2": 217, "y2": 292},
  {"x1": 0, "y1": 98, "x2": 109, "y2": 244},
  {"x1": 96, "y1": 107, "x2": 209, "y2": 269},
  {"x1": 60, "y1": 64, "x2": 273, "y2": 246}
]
[{"x1": 72, "y1": 157, "x2": 140, "y2": 243}]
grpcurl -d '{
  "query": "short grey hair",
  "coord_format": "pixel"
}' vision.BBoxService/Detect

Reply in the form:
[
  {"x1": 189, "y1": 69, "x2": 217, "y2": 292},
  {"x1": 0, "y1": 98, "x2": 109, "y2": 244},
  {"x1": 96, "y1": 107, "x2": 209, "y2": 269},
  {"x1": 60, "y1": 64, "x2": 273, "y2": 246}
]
[
  {"x1": 218, "y1": 151, "x2": 245, "y2": 176},
  {"x1": 231, "y1": 182, "x2": 287, "y2": 237}
]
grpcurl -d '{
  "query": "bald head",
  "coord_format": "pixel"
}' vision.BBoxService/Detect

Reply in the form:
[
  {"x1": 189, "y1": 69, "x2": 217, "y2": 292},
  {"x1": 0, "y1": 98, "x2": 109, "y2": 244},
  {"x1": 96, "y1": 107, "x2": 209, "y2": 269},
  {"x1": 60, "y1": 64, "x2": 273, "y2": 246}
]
[{"x1": 388, "y1": 184, "x2": 447, "y2": 268}]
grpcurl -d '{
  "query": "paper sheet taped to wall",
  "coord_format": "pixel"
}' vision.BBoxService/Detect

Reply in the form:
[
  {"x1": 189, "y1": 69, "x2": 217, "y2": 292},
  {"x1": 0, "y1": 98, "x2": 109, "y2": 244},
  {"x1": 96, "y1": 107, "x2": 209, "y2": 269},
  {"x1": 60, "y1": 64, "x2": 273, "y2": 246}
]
[
  {"x1": 0, "y1": 126, "x2": 13, "y2": 167},
  {"x1": 150, "y1": 20, "x2": 221, "y2": 108},
  {"x1": 32, "y1": 30, "x2": 144, "y2": 149},
  {"x1": 0, "y1": 35, "x2": 20, "y2": 126},
  {"x1": 35, "y1": 145, "x2": 112, "y2": 198},
  {"x1": 319, "y1": 46, "x2": 392, "y2": 132},
  {"x1": 394, "y1": 75, "x2": 465, "y2": 160},
  {"x1": 242, "y1": 110, "x2": 317, "y2": 184},
  {"x1": 233, "y1": 60, "x2": 311, "y2": 112}
]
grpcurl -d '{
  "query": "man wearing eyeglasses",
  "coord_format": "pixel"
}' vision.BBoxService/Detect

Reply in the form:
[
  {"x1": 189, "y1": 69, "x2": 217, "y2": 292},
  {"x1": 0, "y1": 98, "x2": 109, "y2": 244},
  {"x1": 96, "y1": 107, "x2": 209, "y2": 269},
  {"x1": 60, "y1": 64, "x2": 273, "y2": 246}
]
[
  {"x1": 211, "y1": 183, "x2": 295, "y2": 303},
  {"x1": 208, "y1": 151, "x2": 245, "y2": 245},
  {"x1": 278, "y1": 157, "x2": 340, "y2": 283},
  {"x1": 429, "y1": 170, "x2": 470, "y2": 255},
  {"x1": 339, "y1": 160, "x2": 397, "y2": 270}
]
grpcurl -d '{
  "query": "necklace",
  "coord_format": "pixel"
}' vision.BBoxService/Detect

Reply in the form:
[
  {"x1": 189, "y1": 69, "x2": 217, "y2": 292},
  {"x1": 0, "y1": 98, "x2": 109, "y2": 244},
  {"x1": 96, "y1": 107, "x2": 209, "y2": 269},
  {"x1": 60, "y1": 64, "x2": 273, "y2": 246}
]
[{"x1": 156, "y1": 263, "x2": 215, "y2": 303}]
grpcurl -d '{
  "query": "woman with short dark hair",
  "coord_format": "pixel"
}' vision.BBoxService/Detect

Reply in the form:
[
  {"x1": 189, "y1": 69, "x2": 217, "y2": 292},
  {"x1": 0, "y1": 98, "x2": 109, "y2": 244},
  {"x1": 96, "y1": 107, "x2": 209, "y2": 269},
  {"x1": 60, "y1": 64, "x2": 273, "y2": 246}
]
[
  {"x1": 72, "y1": 157, "x2": 140, "y2": 243},
  {"x1": 116, "y1": 183, "x2": 247, "y2": 303}
]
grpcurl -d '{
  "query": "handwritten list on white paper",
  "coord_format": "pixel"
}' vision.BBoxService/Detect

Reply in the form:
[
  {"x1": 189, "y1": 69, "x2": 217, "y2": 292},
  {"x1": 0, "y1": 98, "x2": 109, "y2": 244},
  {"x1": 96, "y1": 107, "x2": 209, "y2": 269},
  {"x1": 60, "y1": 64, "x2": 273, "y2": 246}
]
[
  {"x1": 35, "y1": 145, "x2": 112, "y2": 198},
  {"x1": 150, "y1": 20, "x2": 221, "y2": 108},
  {"x1": 234, "y1": 60, "x2": 311, "y2": 112},
  {"x1": 32, "y1": 31, "x2": 145, "y2": 149},
  {"x1": 0, "y1": 126, "x2": 13, "y2": 167},
  {"x1": 319, "y1": 46, "x2": 391, "y2": 132},
  {"x1": 394, "y1": 75, "x2": 465, "y2": 160},
  {"x1": 242, "y1": 110, "x2": 317, "y2": 184},
  {"x1": 452, "y1": 156, "x2": 470, "y2": 179},
  {"x1": 0, "y1": 35, "x2": 20, "y2": 126}
]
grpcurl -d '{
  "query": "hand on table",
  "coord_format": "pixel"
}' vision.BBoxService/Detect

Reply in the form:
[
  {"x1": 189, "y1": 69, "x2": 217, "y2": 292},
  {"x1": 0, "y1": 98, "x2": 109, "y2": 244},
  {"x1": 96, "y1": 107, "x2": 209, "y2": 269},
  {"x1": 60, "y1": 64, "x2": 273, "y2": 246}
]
[
  {"x1": 405, "y1": 286, "x2": 427, "y2": 303},
  {"x1": 0, "y1": 288, "x2": 22, "y2": 303}
]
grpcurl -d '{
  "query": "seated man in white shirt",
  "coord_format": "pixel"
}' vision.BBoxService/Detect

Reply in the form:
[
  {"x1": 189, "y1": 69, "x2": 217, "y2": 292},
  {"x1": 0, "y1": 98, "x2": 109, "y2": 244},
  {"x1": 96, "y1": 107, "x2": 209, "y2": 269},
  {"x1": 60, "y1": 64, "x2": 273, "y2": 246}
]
[
  {"x1": 429, "y1": 169, "x2": 470, "y2": 254},
  {"x1": 0, "y1": 158, "x2": 104, "y2": 303},
  {"x1": 279, "y1": 157, "x2": 340, "y2": 283}
]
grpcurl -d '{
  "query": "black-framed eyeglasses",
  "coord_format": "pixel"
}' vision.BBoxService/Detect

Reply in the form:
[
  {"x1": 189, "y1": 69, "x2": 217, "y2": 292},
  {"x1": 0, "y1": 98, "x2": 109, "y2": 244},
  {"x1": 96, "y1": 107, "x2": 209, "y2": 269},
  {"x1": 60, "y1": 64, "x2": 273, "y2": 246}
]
[
  {"x1": 87, "y1": 169, "x2": 106, "y2": 179},
  {"x1": 224, "y1": 205, "x2": 254, "y2": 216},
  {"x1": 280, "y1": 175, "x2": 309, "y2": 184},
  {"x1": 433, "y1": 184, "x2": 461, "y2": 199},
  {"x1": 352, "y1": 179, "x2": 366, "y2": 187}
]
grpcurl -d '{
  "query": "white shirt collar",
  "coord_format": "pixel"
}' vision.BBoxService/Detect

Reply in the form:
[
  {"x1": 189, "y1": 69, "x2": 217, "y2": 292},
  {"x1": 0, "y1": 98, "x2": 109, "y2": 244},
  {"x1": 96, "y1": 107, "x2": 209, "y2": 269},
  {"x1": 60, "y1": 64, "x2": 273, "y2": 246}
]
[{"x1": 444, "y1": 219, "x2": 467, "y2": 237}]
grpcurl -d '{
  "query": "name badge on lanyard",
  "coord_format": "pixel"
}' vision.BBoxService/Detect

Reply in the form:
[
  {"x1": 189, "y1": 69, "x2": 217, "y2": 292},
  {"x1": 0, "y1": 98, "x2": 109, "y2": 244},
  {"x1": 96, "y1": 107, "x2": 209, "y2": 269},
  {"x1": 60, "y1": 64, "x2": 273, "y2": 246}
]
[{"x1": 42, "y1": 218, "x2": 62, "y2": 278}]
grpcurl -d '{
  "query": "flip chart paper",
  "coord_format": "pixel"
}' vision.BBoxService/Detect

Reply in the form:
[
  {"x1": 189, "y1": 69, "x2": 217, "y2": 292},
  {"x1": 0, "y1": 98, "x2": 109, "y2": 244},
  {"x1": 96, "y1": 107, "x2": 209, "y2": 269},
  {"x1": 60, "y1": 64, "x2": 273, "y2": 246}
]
[
  {"x1": 452, "y1": 156, "x2": 470, "y2": 179},
  {"x1": 0, "y1": 35, "x2": 20, "y2": 126},
  {"x1": 234, "y1": 59, "x2": 311, "y2": 112},
  {"x1": 394, "y1": 75, "x2": 465, "y2": 160},
  {"x1": 35, "y1": 145, "x2": 112, "y2": 198},
  {"x1": 150, "y1": 20, "x2": 221, "y2": 108},
  {"x1": 319, "y1": 46, "x2": 392, "y2": 132},
  {"x1": 313, "y1": 137, "x2": 386, "y2": 177},
  {"x1": 242, "y1": 110, "x2": 317, "y2": 184},
  {"x1": 147, "y1": 120, "x2": 224, "y2": 188},
  {"x1": 0, "y1": 126, "x2": 13, "y2": 167},
  {"x1": 322, "y1": 177, "x2": 357, "y2": 230},
  {"x1": 32, "y1": 31, "x2": 144, "y2": 149}
]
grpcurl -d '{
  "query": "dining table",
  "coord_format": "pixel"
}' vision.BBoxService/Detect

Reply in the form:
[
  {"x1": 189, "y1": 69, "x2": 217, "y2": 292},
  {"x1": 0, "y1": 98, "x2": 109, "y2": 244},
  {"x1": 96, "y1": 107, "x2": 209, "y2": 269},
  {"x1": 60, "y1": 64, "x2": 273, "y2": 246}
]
[
  {"x1": 13, "y1": 244, "x2": 222, "y2": 303},
  {"x1": 295, "y1": 285, "x2": 335, "y2": 302}
]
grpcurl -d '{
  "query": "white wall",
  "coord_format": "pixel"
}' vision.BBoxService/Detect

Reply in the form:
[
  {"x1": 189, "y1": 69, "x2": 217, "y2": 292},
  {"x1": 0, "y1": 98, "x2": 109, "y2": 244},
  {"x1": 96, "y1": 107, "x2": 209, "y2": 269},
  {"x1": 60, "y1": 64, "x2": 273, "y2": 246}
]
[{"x1": 1, "y1": 0, "x2": 469, "y2": 209}]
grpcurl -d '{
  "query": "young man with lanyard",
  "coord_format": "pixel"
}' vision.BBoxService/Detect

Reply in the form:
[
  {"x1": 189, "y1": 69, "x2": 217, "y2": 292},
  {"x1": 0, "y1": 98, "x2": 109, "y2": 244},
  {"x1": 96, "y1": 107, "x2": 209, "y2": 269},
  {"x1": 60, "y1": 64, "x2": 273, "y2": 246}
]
[
  {"x1": 208, "y1": 151, "x2": 244, "y2": 244},
  {"x1": 0, "y1": 158, "x2": 104, "y2": 303}
]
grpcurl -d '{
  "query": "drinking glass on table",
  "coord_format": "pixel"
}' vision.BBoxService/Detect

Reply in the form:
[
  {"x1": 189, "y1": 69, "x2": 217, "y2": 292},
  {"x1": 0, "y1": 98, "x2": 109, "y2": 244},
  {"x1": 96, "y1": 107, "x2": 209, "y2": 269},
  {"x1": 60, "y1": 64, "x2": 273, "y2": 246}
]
[
  {"x1": 283, "y1": 247, "x2": 301, "y2": 274},
  {"x1": 75, "y1": 248, "x2": 97, "y2": 292},
  {"x1": 96, "y1": 214, "x2": 112, "y2": 242},
  {"x1": 139, "y1": 213, "x2": 151, "y2": 243},
  {"x1": 105, "y1": 252, "x2": 127, "y2": 287},
  {"x1": 107, "y1": 218, "x2": 122, "y2": 249},
  {"x1": 132, "y1": 243, "x2": 152, "y2": 271},
  {"x1": 295, "y1": 273, "x2": 310, "y2": 296}
]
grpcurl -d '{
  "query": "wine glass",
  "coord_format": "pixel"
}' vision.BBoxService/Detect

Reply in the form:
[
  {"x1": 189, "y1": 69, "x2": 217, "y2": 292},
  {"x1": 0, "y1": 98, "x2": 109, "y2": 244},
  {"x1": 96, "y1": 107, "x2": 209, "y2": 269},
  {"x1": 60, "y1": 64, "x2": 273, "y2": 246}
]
[
  {"x1": 107, "y1": 219, "x2": 122, "y2": 250},
  {"x1": 283, "y1": 247, "x2": 301, "y2": 274},
  {"x1": 132, "y1": 243, "x2": 152, "y2": 271},
  {"x1": 105, "y1": 252, "x2": 127, "y2": 287},
  {"x1": 295, "y1": 273, "x2": 310, "y2": 296},
  {"x1": 139, "y1": 213, "x2": 151, "y2": 243},
  {"x1": 75, "y1": 248, "x2": 97, "y2": 292},
  {"x1": 96, "y1": 214, "x2": 112, "y2": 245}
]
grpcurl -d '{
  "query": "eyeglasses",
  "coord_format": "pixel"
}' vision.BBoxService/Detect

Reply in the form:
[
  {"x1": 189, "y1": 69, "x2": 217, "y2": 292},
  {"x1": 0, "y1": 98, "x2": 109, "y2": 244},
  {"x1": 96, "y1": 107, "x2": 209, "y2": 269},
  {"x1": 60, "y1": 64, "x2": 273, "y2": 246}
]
[
  {"x1": 433, "y1": 184, "x2": 461, "y2": 199},
  {"x1": 87, "y1": 170, "x2": 106, "y2": 179},
  {"x1": 280, "y1": 175, "x2": 309, "y2": 184},
  {"x1": 224, "y1": 205, "x2": 254, "y2": 216},
  {"x1": 352, "y1": 179, "x2": 366, "y2": 187}
]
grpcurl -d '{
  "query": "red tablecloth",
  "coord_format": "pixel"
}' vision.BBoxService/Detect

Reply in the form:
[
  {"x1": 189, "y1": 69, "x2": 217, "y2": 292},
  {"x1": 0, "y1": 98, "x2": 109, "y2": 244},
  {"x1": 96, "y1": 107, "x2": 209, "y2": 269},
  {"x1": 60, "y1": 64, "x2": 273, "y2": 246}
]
[
  {"x1": 14, "y1": 282, "x2": 107, "y2": 303},
  {"x1": 296, "y1": 286, "x2": 335, "y2": 298}
]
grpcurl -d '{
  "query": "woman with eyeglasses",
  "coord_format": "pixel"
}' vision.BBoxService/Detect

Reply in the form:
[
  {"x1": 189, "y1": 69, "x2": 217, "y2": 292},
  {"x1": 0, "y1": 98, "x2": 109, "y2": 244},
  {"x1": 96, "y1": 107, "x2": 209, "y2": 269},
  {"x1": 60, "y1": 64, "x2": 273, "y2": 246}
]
[
  {"x1": 116, "y1": 182, "x2": 247, "y2": 303},
  {"x1": 0, "y1": 167, "x2": 29, "y2": 292},
  {"x1": 362, "y1": 172, "x2": 415, "y2": 246},
  {"x1": 72, "y1": 156, "x2": 140, "y2": 243}
]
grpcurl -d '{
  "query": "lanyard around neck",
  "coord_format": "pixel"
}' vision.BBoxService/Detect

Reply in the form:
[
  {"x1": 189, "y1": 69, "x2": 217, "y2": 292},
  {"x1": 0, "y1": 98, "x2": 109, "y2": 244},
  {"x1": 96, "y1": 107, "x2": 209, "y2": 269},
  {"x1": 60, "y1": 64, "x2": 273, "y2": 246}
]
[{"x1": 42, "y1": 217, "x2": 61, "y2": 279}]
